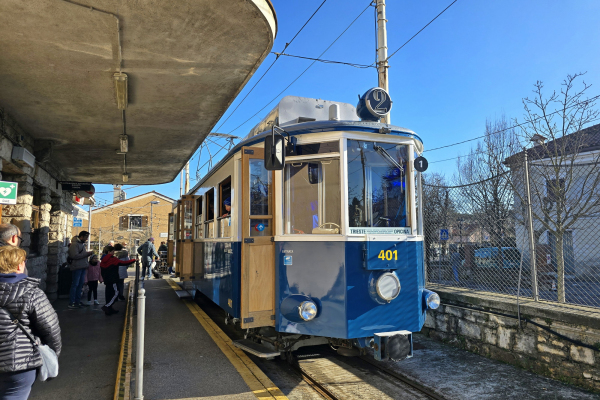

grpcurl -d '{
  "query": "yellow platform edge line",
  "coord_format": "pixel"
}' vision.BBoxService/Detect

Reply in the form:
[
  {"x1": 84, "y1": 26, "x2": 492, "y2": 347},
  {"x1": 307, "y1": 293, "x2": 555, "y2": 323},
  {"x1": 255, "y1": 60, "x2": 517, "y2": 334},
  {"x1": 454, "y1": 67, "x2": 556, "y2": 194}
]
[
  {"x1": 114, "y1": 283, "x2": 134, "y2": 400},
  {"x1": 166, "y1": 279, "x2": 289, "y2": 400}
]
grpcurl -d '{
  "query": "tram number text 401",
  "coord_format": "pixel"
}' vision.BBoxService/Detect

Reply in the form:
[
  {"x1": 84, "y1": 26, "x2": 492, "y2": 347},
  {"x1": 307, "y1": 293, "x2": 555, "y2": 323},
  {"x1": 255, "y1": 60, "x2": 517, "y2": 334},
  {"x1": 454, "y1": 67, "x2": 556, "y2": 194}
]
[{"x1": 378, "y1": 250, "x2": 398, "y2": 261}]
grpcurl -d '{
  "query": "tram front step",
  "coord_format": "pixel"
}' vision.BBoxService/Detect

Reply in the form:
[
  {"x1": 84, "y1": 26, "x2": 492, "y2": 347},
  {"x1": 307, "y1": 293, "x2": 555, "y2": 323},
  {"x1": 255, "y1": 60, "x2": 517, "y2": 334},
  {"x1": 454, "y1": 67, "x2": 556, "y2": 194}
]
[{"x1": 232, "y1": 339, "x2": 280, "y2": 359}]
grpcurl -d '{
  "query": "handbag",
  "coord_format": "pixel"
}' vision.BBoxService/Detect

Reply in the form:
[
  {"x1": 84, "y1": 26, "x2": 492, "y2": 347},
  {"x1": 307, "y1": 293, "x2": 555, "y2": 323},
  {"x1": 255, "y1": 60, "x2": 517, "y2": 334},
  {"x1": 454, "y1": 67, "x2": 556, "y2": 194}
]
[{"x1": 1, "y1": 307, "x2": 59, "y2": 381}]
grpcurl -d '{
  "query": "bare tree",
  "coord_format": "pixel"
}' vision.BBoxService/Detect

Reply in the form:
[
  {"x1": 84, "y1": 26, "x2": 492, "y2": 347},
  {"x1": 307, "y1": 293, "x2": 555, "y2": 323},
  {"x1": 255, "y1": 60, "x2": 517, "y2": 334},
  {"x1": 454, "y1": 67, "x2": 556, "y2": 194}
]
[
  {"x1": 506, "y1": 73, "x2": 600, "y2": 303},
  {"x1": 456, "y1": 116, "x2": 521, "y2": 251}
]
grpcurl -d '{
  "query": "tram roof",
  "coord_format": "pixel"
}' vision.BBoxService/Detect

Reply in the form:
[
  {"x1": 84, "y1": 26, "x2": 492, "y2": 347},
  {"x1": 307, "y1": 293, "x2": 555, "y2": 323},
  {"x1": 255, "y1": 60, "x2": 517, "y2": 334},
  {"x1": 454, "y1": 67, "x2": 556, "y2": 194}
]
[{"x1": 188, "y1": 120, "x2": 423, "y2": 195}]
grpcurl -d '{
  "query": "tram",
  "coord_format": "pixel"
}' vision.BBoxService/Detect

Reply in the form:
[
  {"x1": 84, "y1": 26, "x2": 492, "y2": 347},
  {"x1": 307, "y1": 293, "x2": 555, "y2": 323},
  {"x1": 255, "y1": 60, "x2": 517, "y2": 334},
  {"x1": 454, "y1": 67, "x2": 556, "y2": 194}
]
[{"x1": 168, "y1": 88, "x2": 440, "y2": 361}]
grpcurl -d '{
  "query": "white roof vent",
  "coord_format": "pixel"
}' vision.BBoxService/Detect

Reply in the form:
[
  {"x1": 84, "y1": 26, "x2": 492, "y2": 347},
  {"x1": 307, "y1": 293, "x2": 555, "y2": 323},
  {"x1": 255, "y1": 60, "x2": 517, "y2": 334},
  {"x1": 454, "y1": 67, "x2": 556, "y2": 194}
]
[{"x1": 11, "y1": 146, "x2": 35, "y2": 169}]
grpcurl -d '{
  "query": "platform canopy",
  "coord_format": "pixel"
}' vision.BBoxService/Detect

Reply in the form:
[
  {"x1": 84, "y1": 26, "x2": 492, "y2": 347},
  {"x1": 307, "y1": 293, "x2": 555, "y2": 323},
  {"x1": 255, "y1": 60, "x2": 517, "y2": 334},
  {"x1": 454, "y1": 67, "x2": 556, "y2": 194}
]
[{"x1": 0, "y1": 0, "x2": 276, "y2": 184}]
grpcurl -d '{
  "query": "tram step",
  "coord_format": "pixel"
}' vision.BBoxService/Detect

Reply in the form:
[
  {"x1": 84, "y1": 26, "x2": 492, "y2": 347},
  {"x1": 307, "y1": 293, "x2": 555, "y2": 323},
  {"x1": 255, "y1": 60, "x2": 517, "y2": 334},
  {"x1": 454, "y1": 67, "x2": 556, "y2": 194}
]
[
  {"x1": 175, "y1": 290, "x2": 193, "y2": 299},
  {"x1": 232, "y1": 339, "x2": 280, "y2": 359}
]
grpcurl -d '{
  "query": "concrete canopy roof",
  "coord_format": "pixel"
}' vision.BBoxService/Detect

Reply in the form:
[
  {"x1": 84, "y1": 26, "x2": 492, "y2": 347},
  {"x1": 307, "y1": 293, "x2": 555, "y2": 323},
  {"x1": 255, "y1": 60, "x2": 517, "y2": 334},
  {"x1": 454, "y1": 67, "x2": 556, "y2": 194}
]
[{"x1": 0, "y1": 0, "x2": 276, "y2": 184}]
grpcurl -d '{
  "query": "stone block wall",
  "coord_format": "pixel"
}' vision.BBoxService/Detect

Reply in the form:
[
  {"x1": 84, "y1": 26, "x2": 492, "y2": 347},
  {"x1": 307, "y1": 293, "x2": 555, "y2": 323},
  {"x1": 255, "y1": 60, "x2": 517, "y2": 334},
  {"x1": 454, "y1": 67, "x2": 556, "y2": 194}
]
[{"x1": 423, "y1": 287, "x2": 600, "y2": 392}]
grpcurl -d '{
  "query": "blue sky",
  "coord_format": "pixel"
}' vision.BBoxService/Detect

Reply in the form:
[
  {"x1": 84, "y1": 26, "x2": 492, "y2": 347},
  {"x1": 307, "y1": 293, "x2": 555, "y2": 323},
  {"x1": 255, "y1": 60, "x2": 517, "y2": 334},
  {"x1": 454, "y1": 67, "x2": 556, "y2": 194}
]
[{"x1": 92, "y1": 0, "x2": 600, "y2": 206}]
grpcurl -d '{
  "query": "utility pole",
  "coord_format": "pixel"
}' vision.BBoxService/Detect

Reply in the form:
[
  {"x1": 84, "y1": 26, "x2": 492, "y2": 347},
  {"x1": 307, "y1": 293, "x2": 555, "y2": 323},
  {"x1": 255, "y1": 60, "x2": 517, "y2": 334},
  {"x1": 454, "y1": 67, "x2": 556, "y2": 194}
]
[
  {"x1": 150, "y1": 201, "x2": 160, "y2": 238},
  {"x1": 523, "y1": 151, "x2": 539, "y2": 301},
  {"x1": 180, "y1": 168, "x2": 184, "y2": 198},
  {"x1": 376, "y1": 0, "x2": 390, "y2": 124},
  {"x1": 184, "y1": 162, "x2": 190, "y2": 194},
  {"x1": 87, "y1": 203, "x2": 93, "y2": 251}
]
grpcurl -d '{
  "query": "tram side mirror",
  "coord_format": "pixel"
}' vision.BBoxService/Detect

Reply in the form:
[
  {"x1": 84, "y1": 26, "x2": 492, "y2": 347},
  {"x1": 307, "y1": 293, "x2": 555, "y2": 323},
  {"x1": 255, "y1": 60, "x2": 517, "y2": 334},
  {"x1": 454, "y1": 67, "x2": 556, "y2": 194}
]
[
  {"x1": 308, "y1": 163, "x2": 319, "y2": 184},
  {"x1": 264, "y1": 134, "x2": 285, "y2": 170}
]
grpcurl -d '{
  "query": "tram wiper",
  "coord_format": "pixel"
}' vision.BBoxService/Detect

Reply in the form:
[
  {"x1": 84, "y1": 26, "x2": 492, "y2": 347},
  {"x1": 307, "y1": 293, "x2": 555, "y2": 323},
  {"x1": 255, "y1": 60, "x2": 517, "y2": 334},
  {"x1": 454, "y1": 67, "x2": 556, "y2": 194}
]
[{"x1": 373, "y1": 143, "x2": 404, "y2": 173}]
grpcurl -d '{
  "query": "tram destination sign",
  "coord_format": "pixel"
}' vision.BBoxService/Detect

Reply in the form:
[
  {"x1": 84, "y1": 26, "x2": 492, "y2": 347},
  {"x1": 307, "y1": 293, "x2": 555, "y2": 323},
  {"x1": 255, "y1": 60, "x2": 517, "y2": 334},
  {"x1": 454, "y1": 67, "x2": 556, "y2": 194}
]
[
  {"x1": 0, "y1": 181, "x2": 18, "y2": 205},
  {"x1": 350, "y1": 227, "x2": 412, "y2": 235}
]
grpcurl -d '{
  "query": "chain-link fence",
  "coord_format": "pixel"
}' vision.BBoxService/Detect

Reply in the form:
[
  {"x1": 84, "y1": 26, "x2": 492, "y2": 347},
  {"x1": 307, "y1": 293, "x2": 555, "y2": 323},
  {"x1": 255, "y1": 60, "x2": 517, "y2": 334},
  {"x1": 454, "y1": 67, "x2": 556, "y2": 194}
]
[{"x1": 423, "y1": 155, "x2": 600, "y2": 309}]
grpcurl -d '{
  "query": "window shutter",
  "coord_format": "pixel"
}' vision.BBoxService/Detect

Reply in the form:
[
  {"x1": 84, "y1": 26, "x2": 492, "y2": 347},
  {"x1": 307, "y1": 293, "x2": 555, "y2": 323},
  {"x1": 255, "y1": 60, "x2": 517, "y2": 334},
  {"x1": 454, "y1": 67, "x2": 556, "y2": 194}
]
[
  {"x1": 142, "y1": 216, "x2": 149, "y2": 227},
  {"x1": 120, "y1": 216, "x2": 128, "y2": 229}
]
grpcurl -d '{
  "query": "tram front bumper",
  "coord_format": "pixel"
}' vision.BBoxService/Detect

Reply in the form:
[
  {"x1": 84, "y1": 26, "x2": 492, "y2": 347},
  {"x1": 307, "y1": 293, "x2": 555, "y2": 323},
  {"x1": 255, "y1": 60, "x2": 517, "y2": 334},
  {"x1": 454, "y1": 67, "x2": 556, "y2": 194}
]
[{"x1": 373, "y1": 330, "x2": 413, "y2": 361}]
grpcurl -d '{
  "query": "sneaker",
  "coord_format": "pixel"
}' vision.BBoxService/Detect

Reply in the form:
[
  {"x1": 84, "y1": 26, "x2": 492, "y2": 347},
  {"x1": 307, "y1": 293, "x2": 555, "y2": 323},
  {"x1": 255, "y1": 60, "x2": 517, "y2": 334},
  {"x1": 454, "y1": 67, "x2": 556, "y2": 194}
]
[
  {"x1": 68, "y1": 303, "x2": 79, "y2": 309},
  {"x1": 94, "y1": 300, "x2": 100, "y2": 305},
  {"x1": 109, "y1": 308, "x2": 119, "y2": 315}
]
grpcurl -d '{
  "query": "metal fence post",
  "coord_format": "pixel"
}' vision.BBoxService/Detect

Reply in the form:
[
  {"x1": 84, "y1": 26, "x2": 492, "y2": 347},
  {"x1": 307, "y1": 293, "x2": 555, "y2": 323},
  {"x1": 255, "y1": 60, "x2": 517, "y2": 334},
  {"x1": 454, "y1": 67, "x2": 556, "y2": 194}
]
[
  {"x1": 523, "y1": 151, "x2": 539, "y2": 301},
  {"x1": 134, "y1": 256, "x2": 140, "y2": 314},
  {"x1": 134, "y1": 286, "x2": 146, "y2": 400}
]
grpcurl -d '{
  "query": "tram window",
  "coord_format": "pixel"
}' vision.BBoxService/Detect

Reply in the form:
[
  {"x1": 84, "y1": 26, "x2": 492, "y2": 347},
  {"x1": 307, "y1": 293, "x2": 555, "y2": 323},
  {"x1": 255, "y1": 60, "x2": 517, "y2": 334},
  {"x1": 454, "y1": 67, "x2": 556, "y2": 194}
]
[
  {"x1": 196, "y1": 197, "x2": 203, "y2": 238},
  {"x1": 205, "y1": 189, "x2": 215, "y2": 238},
  {"x1": 347, "y1": 140, "x2": 409, "y2": 228},
  {"x1": 284, "y1": 158, "x2": 341, "y2": 235},
  {"x1": 219, "y1": 176, "x2": 232, "y2": 218},
  {"x1": 249, "y1": 159, "x2": 270, "y2": 216}
]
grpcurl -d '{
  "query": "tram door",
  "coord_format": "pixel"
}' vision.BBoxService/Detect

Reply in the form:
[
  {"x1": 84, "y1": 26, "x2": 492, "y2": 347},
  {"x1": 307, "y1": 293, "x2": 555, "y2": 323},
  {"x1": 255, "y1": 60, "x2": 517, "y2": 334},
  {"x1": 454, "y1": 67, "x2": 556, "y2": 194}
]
[
  {"x1": 177, "y1": 195, "x2": 198, "y2": 281},
  {"x1": 241, "y1": 147, "x2": 275, "y2": 329}
]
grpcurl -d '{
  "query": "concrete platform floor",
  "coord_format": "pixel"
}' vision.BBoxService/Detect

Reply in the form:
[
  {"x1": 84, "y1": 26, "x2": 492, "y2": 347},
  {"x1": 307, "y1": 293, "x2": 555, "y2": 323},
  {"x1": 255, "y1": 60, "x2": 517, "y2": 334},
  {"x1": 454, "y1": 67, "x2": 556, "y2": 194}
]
[{"x1": 29, "y1": 282, "x2": 130, "y2": 400}]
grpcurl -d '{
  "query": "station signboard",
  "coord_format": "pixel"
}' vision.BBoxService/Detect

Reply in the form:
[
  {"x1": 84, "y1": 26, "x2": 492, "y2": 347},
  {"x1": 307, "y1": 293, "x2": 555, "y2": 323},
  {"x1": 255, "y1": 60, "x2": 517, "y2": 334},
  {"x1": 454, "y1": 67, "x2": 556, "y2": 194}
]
[{"x1": 73, "y1": 218, "x2": 83, "y2": 227}]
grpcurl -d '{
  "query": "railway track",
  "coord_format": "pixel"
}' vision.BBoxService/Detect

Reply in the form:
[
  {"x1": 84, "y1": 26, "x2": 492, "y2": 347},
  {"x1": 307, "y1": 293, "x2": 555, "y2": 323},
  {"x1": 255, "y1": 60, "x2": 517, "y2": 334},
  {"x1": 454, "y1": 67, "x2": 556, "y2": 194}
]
[{"x1": 290, "y1": 348, "x2": 446, "y2": 400}]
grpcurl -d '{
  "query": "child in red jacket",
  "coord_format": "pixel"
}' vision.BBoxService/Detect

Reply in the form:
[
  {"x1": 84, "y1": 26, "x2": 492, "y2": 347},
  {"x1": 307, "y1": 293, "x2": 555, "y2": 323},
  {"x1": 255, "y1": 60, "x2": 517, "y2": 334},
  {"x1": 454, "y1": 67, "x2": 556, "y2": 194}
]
[{"x1": 100, "y1": 246, "x2": 135, "y2": 315}]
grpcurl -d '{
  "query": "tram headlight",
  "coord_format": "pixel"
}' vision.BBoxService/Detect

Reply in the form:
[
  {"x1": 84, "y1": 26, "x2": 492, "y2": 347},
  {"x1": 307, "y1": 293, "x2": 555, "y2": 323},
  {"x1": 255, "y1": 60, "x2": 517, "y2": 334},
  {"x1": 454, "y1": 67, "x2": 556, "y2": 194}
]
[
  {"x1": 376, "y1": 272, "x2": 401, "y2": 302},
  {"x1": 298, "y1": 301, "x2": 318, "y2": 321},
  {"x1": 424, "y1": 290, "x2": 441, "y2": 310}
]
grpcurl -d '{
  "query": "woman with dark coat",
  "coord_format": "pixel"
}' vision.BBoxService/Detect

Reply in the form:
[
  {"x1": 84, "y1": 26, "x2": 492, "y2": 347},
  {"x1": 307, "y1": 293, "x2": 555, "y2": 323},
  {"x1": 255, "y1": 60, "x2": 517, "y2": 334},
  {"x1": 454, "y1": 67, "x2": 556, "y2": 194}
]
[{"x1": 0, "y1": 246, "x2": 61, "y2": 399}]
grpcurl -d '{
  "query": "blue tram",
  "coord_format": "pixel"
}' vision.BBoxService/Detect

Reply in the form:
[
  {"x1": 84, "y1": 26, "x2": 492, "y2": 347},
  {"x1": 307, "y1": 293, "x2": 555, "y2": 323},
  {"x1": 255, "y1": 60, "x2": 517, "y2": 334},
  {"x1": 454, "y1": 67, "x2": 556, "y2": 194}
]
[{"x1": 170, "y1": 88, "x2": 440, "y2": 361}]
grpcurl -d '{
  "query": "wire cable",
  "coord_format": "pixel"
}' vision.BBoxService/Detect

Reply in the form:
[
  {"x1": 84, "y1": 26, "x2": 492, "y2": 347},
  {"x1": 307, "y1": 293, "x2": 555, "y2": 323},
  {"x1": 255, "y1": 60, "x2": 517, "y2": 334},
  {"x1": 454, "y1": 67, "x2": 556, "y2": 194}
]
[
  {"x1": 384, "y1": 0, "x2": 459, "y2": 63},
  {"x1": 214, "y1": 0, "x2": 328, "y2": 133},
  {"x1": 227, "y1": 1, "x2": 374, "y2": 135},
  {"x1": 425, "y1": 94, "x2": 600, "y2": 155},
  {"x1": 272, "y1": 52, "x2": 375, "y2": 69}
]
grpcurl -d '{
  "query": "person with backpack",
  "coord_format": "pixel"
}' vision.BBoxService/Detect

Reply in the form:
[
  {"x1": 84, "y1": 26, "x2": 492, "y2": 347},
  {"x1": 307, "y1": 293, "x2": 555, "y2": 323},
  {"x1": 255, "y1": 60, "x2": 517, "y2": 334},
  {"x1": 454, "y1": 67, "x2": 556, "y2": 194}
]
[
  {"x1": 137, "y1": 238, "x2": 159, "y2": 280},
  {"x1": 114, "y1": 244, "x2": 130, "y2": 301},
  {"x1": 0, "y1": 246, "x2": 61, "y2": 398},
  {"x1": 100, "y1": 246, "x2": 135, "y2": 316},
  {"x1": 67, "y1": 231, "x2": 93, "y2": 309}
]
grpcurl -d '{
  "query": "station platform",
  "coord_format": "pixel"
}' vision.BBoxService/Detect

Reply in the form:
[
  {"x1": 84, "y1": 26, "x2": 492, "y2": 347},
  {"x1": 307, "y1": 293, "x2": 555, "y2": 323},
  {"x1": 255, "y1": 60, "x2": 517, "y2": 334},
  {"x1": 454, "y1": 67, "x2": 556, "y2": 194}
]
[{"x1": 26, "y1": 275, "x2": 599, "y2": 400}]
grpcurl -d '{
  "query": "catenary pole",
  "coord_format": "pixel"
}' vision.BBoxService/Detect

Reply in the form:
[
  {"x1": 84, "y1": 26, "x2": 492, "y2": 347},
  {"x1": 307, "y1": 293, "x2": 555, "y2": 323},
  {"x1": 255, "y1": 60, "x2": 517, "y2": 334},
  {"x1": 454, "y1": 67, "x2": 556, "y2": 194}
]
[
  {"x1": 87, "y1": 203, "x2": 92, "y2": 251},
  {"x1": 523, "y1": 151, "x2": 539, "y2": 301},
  {"x1": 376, "y1": 0, "x2": 390, "y2": 124},
  {"x1": 184, "y1": 162, "x2": 190, "y2": 194},
  {"x1": 180, "y1": 169, "x2": 183, "y2": 198}
]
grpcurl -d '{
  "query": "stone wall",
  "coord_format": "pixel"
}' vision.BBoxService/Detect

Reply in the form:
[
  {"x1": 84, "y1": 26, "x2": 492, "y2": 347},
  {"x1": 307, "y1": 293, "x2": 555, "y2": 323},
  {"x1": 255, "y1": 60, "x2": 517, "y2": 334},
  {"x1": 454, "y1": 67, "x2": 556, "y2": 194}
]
[
  {"x1": 423, "y1": 285, "x2": 600, "y2": 392},
  {"x1": 0, "y1": 108, "x2": 70, "y2": 301}
]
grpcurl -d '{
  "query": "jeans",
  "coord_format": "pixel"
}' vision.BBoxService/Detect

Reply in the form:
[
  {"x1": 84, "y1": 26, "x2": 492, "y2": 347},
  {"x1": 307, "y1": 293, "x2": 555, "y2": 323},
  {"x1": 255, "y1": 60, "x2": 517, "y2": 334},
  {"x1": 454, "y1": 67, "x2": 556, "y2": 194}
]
[
  {"x1": 0, "y1": 369, "x2": 36, "y2": 400},
  {"x1": 141, "y1": 262, "x2": 151, "y2": 278},
  {"x1": 452, "y1": 264, "x2": 460, "y2": 282},
  {"x1": 69, "y1": 269, "x2": 87, "y2": 304}
]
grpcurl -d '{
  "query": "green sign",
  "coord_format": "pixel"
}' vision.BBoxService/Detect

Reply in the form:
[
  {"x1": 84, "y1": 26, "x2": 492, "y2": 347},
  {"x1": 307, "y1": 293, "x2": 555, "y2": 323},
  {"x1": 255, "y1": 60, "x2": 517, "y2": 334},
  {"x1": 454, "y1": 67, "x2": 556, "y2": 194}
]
[{"x1": 0, "y1": 181, "x2": 18, "y2": 205}]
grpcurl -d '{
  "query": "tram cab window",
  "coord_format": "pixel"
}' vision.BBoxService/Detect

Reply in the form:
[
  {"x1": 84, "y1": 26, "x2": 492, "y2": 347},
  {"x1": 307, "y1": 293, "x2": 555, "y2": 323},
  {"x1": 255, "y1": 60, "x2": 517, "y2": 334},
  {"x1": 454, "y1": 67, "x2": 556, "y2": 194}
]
[
  {"x1": 284, "y1": 158, "x2": 341, "y2": 235},
  {"x1": 249, "y1": 160, "x2": 272, "y2": 237},
  {"x1": 205, "y1": 189, "x2": 215, "y2": 238},
  {"x1": 347, "y1": 140, "x2": 409, "y2": 228},
  {"x1": 218, "y1": 176, "x2": 232, "y2": 238}
]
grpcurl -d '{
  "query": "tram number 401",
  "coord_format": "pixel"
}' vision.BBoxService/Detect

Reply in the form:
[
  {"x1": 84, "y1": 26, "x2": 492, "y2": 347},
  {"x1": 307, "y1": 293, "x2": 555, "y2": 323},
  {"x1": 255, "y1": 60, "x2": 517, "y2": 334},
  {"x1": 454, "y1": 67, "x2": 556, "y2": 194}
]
[{"x1": 378, "y1": 250, "x2": 398, "y2": 261}]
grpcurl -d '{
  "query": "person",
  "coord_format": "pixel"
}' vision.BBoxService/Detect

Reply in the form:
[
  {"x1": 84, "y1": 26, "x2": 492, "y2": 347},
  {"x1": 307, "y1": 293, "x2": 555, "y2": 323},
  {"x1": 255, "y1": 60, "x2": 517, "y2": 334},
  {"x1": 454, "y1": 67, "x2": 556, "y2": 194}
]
[
  {"x1": 100, "y1": 246, "x2": 135, "y2": 315},
  {"x1": 0, "y1": 246, "x2": 61, "y2": 398},
  {"x1": 85, "y1": 254, "x2": 102, "y2": 305},
  {"x1": 137, "y1": 238, "x2": 159, "y2": 279},
  {"x1": 222, "y1": 197, "x2": 231, "y2": 217},
  {"x1": 67, "y1": 231, "x2": 94, "y2": 309},
  {"x1": 158, "y1": 241, "x2": 168, "y2": 253},
  {"x1": 114, "y1": 244, "x2": 129, "y2": 301},
  {"x1": 0, "y1": 224, "x2": 22, "y2": 247},
  {"x1": 451, "y1": 250, "x2": 462, "y2": 283},
  {"x1": 101, "y1": 240, "x2": 115, "y2": 259}
]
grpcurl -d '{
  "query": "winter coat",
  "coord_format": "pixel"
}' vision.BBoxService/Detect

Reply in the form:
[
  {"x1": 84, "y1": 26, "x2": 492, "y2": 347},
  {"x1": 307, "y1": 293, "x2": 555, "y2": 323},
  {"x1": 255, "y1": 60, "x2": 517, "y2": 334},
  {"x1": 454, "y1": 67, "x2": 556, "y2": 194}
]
[
  {"x1": 101, "y1": 255, "x2": 135, "y2": 284},
  {"x1": 0, "y1": 273, "x2": 61, "y2": 373},
  {"x1": 137, "y1": 241, "x2": 159, "y2": 265},
  {"x1": 116, "y1": 250, "x2": 131, "y2": 280},
  {"x1": 85, "y1": 261, "x2": 103, "y2": 283},
  {"x1": 68, "y1": 236, "x2": 93, "y2": 271}
]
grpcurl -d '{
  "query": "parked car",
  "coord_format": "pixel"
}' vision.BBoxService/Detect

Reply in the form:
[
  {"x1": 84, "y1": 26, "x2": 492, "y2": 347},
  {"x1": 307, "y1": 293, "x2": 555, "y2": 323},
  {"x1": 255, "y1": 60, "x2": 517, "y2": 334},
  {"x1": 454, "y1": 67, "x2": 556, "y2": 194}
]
[{"x1": 474, "y1": 247, "x2": 521, "y2": 269}]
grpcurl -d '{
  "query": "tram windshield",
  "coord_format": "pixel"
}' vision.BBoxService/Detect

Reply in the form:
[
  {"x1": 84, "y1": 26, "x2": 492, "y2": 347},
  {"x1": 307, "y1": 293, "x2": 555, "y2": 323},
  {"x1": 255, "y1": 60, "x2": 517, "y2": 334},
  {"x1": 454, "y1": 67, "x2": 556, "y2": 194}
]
[
  {"x1": 347, "y1": 140, "x2": 409, "y2": 229},
  {"x1": 284, "y1": 158, "x2": 341, "y2": 234}
]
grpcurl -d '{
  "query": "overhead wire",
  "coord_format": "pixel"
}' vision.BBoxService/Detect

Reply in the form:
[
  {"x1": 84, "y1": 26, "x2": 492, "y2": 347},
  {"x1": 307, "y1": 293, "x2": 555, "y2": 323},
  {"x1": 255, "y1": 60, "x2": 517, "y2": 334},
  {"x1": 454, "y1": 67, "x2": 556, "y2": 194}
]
[
  {"x1": 226, "y1": 1, "x2": 374, "y2": 135},
  {"x1": 271, "y1": 52, "x2": 375, "y2": 69},
  {"x1": 383, "y1": 0, "x2": 459, "y2": 63},
  {"x1": 213, "y1": 0, "x2": 329, "y2": 133}
]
